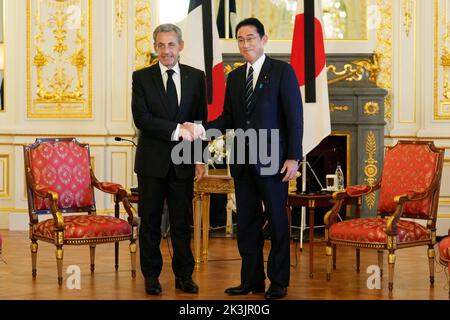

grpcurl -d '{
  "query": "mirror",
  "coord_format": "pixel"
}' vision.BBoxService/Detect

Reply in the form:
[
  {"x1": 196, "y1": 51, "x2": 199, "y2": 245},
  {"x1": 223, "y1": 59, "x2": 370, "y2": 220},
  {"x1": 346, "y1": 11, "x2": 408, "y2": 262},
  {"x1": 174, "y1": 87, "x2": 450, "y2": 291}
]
[
  {"x1": 214, "y1": 0, "x2": 368, "y2": 40},
  {"x1": 0, "y1": 0, "x2": 4, "y2": 111}
]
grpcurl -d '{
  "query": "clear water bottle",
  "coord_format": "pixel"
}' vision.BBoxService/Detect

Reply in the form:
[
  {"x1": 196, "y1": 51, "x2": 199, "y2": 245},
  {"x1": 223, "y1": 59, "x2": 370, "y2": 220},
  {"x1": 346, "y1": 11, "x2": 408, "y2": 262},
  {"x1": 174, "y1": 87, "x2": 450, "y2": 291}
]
[{"x1": 335, "y1": 164, "x2": 345, "y2": 191}]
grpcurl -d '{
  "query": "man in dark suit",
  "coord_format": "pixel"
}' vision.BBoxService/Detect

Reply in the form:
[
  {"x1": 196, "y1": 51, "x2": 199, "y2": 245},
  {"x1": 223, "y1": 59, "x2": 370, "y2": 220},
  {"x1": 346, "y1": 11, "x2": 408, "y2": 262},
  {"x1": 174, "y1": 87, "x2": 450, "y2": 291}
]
[
  {"x1": 192, "y1": 18, "x2": 303, "y2": 299},
  {"x1": 131, "y1": 23, "x2": 207, "y2": 295}
]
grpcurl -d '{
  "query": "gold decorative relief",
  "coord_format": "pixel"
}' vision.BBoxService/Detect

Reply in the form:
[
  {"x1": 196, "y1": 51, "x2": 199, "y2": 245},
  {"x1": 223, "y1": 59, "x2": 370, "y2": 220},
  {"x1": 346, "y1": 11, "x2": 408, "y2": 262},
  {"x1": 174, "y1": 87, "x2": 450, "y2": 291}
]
[
  {"x1": 27, "y1": 0, "x2": 92, "y2": 118},
  {"x1": 115, "y1": 0, "x2": 125, "y2": 38},
  {"x1": 224, "y1": 62, "x2": 245, "y2": 75},
  {"x1": 327, "y1": 54, "x2": 380, "y2": 86},
  {"x1": 329, "y1": 104, "x2": 350, "y2": 112},
  {"x1": 435, "y1": 0, "x2": 450, "y2": 119},
  {"x1": 327, "y1": 64, "x2": 363, "y2": 84},
  {"x1": 135, "y1": 0, "x2": 156, "y2": 70},
  {"x1": 375, "y1": 0, "x2": 393, "y2": 121},
  {"x1": 364, "y1": 132, "x2": 378, "y2": 210},
  {"x1": 363, "y1": 102, "x2": 380, "y2": 116},
  {"x1": 402, "y1": 0, "x2": 413, "y2": 37}
]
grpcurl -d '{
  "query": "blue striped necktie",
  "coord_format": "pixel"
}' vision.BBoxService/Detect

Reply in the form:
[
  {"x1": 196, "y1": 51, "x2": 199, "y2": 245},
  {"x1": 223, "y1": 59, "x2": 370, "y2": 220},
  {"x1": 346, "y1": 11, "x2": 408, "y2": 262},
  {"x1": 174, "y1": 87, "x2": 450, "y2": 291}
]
[{"x1": 245, "y1": 66, "x2": 254, "y2": 115}]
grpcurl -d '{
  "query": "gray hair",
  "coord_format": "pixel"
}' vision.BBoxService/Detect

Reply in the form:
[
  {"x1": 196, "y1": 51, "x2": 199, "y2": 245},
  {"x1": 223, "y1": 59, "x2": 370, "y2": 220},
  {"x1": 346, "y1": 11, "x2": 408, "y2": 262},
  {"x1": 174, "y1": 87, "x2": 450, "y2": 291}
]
[{"x1": 153, "y1": 23, "x2": 183, "y2": 43}]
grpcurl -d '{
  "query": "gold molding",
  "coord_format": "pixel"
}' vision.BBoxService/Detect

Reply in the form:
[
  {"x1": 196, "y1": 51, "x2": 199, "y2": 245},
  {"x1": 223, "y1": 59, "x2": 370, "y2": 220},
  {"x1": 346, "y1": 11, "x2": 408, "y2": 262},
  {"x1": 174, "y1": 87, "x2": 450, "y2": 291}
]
[
  {"x1": 331, "y1": 131, "x2": 352, "y2": 188},
  {"x1": 402, "y1": 0, "x2": 413, "y2": 37},
  {"x1": 435, "y1": 0, "x2": 450, "y2": 119},
  {"x1": 375, "y1": 0, "x2": 393, "y2": 122},
  {"x1": 27, "y1": 0, "x2": 92, "y2": 118},
  {"x1": 364, "y1": 132, "x2": 378, "y2": 210},
  {"x1": 115, "y1": 0, "x2": 125, "y2": 38},
  {"x1": 0, "y1": 154, "x2": 10, "y2": 198},
  {"x1": 111, "y1": 151, "x2": 128, "y2": 203},
  {"x1": 363, "y1": 102, "x2": 380, "y2": 116}
]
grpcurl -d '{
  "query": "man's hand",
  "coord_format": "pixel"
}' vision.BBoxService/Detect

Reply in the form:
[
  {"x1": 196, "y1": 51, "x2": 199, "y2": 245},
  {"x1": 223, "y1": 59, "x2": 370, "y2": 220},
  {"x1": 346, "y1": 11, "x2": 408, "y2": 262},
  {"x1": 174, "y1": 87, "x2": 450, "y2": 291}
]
[
  {"x1": 179, "y1": 125, "x2": 194, "y2": 141},
  {"x1": 280, "y1": 160, "x2": 299, "y2": 182},
  {"x1": 182, "y1": 122, "x2": 205, "y2": 140},
  {"x1": 194, "y1": 163, "x2": 207, "y2": 182}
]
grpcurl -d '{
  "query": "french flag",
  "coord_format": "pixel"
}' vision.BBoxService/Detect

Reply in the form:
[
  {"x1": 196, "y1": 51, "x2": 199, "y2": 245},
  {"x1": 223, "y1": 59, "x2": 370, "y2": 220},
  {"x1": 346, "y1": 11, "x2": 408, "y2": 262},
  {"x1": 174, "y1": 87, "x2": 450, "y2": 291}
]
[
  {"x1": 178, "y1": 0, "x2": 226, "y2": 121},
  {"x1": 290, "y1": 0, "x2": 331, "y2": 157}
]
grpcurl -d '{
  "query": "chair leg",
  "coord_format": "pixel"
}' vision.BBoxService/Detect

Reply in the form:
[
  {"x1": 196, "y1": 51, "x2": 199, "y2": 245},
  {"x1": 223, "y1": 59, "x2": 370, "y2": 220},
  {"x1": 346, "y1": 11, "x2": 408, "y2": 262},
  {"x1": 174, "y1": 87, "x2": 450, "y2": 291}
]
[
  {"x1": 377, "y1": 250, "x2": 383, "y2": 278},
  {"x1": 427, "y1": 245, "x2": 435, "y2": 287},
  {"x1": 388, "y1": 250, "x2": 396, "y2": 291},
  {"x1": 30, "y1": 240, "x2": 38, "y2": 279},
  {"x1": 326, "y1": 244, "x2": 333, "y2": 281},
  {"x1": 89, "y1": 245, "x2": 96, "y2": 273},
  {"x1": 130, "y1": 241, "x2": 137, "y2": 278},
  {"x1": 56, "y1": 245, "x2": 64, "y2": 286},
  {"x1": 356, "y1": 248, "x2": 360, "y2": 273},
  {"x1": 332, "y1": 244, "x2": 337, "y2": 270}
]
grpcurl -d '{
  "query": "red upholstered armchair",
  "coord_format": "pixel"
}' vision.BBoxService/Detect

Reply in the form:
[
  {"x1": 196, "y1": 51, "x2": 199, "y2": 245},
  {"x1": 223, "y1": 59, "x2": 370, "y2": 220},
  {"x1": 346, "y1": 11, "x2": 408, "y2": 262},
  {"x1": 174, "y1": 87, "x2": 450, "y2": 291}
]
[
  {"x1": 439, "y1": 229, "x2": 450, "y2": 298},
  {"x1": 324, "y1": 140, "x2": 444, "y2": 291},
  {"x1": 24, "y1": 138, "x2": 138, "y2": 285}
]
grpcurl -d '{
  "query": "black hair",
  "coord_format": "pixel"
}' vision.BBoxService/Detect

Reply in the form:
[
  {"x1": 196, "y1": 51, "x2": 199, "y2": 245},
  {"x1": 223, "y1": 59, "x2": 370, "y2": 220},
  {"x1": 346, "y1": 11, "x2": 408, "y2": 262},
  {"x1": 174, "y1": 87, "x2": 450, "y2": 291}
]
[{"x1": 235, "y1": 17, "x2": 266, "y2": 37}]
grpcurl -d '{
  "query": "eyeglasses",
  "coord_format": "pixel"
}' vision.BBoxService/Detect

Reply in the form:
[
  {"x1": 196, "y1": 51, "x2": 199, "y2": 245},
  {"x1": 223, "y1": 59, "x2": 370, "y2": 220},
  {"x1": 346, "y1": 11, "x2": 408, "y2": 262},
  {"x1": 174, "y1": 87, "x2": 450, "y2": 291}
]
[{"x1": 237, "y1": 36, "x2": 259, "y2": 46}]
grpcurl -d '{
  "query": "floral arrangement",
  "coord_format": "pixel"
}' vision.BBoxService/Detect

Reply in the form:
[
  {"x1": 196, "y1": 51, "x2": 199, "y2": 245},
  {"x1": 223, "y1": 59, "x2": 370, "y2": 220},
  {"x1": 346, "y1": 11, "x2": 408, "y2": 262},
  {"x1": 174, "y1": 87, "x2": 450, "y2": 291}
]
[{"x1": 207, "y1": 130, "x2": 235, "y2": 168}]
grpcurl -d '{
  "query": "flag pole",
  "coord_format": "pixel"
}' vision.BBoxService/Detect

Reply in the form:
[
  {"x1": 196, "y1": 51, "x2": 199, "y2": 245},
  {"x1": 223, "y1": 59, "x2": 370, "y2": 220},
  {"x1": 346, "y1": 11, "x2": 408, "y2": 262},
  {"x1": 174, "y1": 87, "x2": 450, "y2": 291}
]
[
  {"x1": 300, "y1": 156, "x2": 307, "y2": 251},
  {"x1": 225, "y1": 0, "x2": 229, "y2": 39}
]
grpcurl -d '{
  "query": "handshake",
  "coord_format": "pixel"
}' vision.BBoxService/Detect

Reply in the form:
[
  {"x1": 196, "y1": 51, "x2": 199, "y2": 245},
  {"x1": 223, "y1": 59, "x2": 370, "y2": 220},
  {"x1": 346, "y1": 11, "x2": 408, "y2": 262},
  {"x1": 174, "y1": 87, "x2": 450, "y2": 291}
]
[{"x1": 179, "y1": 122, "x2": 205, "y2": 142}]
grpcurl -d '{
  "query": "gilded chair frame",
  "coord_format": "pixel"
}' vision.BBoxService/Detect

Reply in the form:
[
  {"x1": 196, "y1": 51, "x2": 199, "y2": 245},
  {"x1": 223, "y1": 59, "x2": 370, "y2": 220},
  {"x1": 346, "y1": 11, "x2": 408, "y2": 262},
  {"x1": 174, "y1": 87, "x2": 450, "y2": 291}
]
[
  {"x1": 24, "y1": 137, "x2": 139, "y2": 285},
  {"x1": 324, "y1": 140, "x2": 445, "y2": 291}
]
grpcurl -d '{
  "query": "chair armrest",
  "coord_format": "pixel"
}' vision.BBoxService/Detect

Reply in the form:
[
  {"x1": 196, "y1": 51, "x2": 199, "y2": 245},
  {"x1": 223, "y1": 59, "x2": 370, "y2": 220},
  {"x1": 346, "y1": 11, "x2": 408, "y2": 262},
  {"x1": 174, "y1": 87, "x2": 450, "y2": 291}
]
[
  {"x1": 31, "y1": 184, "x2": 64, "y2": 230},
  {"x1": 93, "y1": 181, "x2": 123, "y2": 194},
  {"x1": 346, "y1": 185, "x2": 377, "y2": 197},
  {"x1": 387, "y1": 188, "x2": 430, "y2": 234},
  {"x1": 324, "y1": 191, "x2": 347, "y2": 227}
]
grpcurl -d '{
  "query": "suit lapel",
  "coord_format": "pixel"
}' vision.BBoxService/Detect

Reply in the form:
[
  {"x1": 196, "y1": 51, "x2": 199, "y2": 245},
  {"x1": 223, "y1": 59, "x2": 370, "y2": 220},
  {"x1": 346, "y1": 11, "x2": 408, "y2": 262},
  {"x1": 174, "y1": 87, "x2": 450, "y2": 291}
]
[
  {"x1": 150, "y1": 64, "x2": 171, "y2": 119},
  {"x1": 249, "y1": 57, "x2": 272, "y2": 116}
]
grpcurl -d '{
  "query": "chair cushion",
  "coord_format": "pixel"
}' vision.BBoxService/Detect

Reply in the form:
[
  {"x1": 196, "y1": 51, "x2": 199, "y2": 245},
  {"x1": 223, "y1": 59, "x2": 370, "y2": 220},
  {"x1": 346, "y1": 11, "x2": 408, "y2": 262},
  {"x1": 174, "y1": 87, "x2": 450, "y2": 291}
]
[
  {"x1": 35, "y1": 215, "x2": 131, "y2": 239},
  {"x1": 439, "y1": 236, "x2": 450, "y2": 263},
  {"x1": 378, "y1": 143, "x2": 439, "y2": 217},
  {"x1": 330, "y1": 218, "x2": 430, "y2": 244},
  {"x1": 30, "y1": 141, "x2": 94, "y2": 210}
]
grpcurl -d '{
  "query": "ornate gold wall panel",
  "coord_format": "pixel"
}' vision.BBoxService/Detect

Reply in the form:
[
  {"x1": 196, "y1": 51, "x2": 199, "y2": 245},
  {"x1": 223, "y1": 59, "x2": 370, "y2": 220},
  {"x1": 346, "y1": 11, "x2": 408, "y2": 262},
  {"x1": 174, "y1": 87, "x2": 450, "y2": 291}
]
[
  {"x1": 0, "y1": 154, "x2": 10, "y2": 198},
  {"x1": 375, "y1": 0, "x2": 393, "y2": 122},
  {"x1": 364, "y1": 132, "x2": 378, "y2": 210},
  {"x1": 134, "y1": 0, "x2": 153, "y2": 70},
  {"x1": 434, "y1": 0, "x2": 450, "y2": 120},
  {"x1": 27, "y1": 0, "x2": 92, "y2": 118}
]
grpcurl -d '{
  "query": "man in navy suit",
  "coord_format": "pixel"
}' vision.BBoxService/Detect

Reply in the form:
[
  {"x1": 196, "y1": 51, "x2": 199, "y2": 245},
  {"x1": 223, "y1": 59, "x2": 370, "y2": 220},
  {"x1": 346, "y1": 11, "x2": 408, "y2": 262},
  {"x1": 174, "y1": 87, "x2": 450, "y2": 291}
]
[
  {"x1": 131, "y1": 23, "x2": 207, "y2": 296},
  {"x1": 199, "y1": 18, "x2": 303, "y2": 299}
]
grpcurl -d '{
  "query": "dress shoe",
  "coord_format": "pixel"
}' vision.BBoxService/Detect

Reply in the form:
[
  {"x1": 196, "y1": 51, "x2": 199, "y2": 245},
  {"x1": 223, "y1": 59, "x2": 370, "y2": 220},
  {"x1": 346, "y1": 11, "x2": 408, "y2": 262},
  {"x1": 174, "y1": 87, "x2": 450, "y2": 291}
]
[
  {"x1": 224, "y1": 282, "x2": 266, "y2": 295},
  {"x1": 264, "y1": 284, "x2": 287, "y2": 300},
  {"x1": 175, "y1": 277, "x2": 199, "y2": 293},
  {"x1": 145, "y1": 277, "x2": 162, "y2": 295}
]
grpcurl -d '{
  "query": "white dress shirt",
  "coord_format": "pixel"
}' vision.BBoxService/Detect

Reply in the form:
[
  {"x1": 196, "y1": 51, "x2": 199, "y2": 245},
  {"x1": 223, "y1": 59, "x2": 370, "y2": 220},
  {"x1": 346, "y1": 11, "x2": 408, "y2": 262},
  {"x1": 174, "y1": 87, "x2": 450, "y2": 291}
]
[{"x1": 246, "y1": 54, "x2": 266, "y2": 90}]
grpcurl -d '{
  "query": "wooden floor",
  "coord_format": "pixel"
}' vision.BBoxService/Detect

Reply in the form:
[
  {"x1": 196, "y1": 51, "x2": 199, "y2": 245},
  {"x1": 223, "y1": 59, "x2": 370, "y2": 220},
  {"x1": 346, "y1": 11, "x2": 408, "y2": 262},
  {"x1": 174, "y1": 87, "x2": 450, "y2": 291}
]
[{"x1": 0, "y1": 230, "x2": 448, "y2": 300}]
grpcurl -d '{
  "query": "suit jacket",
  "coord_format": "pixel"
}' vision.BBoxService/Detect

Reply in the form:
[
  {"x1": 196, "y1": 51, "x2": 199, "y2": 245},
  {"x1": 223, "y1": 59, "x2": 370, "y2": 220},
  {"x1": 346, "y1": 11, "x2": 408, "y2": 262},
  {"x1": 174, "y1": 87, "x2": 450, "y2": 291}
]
[
  {"x1": 205, "y1": 56, "x2": 303, "y2": 178},
  {"x1": 132, "y1": 63, "x2": 207, "y2": 179}
]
